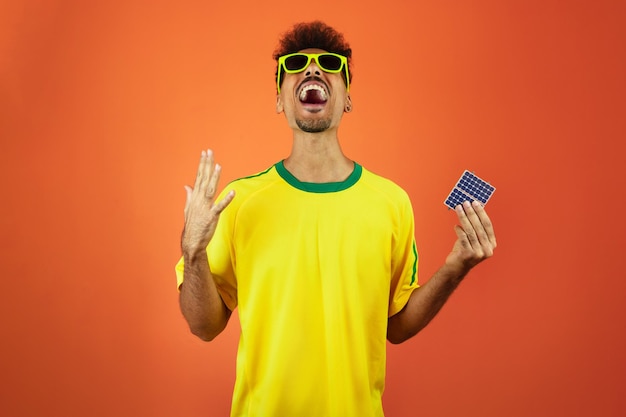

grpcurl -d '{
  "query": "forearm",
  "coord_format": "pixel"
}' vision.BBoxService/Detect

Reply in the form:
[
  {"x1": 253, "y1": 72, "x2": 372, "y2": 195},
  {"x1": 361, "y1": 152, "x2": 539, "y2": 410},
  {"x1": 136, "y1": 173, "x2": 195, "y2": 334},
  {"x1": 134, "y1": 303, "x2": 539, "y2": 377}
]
[
  {"x1": 387, "y1": 263, "x2": 468, "y2": 344},
  {"x1": 388, "y1": 201, "x2": 497, "y2": 344},
  {"x1": 179, "y1": 248, "x2": 231, "y2": 341}
]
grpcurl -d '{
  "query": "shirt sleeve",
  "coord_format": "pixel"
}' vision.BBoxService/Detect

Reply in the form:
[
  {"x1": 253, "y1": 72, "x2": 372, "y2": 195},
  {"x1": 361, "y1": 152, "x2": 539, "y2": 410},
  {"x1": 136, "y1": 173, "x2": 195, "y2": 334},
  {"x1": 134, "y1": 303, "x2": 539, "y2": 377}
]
[{"x1": 388, "y1": 192, "x2": 419, "y2": 317}]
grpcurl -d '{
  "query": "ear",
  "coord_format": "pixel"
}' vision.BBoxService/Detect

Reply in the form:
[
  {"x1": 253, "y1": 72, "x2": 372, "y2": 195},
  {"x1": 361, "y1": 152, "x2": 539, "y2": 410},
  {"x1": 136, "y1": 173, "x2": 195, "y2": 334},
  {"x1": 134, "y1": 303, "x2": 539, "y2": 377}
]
[
  {"x1": 276, "y1": 94, "x2": 284, "y2": 114},
  {"x1": 344, "y1": 95, "x2": 353, "y2": 113}
]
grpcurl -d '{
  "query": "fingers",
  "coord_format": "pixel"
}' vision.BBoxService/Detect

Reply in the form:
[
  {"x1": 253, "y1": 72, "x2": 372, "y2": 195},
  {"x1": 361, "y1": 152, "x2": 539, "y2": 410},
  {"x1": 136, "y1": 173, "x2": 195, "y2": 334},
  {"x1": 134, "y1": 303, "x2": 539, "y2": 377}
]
[
  {"x1": 189, "y1": 149, "x2": 222, "y2": 200},
  {"x1": 192, "y1": 151, "x2": 205, "y2": 190},
  {"x1": 206, "y1": 163, "x2": 221, "y2": 199},
  {"x1": 185, "y1": 149, "x2": 234, "y2": 212},
  {"x1": 473, "y1": 202, "x2": 497, "y2": 249},
  {"x1": 455, "y1": 201, "x2": 497, "y2": 256},
  {"x1": 192, "y1": 149, "x2": 215, "y2": 191},
  {"x1": 213, "y1": 190, "x2": 236, "y2": 214}
]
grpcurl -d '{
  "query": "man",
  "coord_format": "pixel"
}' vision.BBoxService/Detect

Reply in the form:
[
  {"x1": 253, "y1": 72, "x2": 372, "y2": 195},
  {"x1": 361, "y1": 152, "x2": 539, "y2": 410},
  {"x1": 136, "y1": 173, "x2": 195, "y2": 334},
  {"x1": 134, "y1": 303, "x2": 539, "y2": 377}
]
[{"x1": 176, "y1": 21, "x2": 496, "y2": 417}]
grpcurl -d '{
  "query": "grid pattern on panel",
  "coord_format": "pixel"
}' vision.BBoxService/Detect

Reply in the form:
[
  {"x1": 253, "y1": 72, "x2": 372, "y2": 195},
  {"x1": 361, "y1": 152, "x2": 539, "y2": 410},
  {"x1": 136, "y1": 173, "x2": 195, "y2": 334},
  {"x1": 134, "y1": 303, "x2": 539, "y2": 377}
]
[{"x1": 444, "y1": 170, "x2": 496, "y2": 209}]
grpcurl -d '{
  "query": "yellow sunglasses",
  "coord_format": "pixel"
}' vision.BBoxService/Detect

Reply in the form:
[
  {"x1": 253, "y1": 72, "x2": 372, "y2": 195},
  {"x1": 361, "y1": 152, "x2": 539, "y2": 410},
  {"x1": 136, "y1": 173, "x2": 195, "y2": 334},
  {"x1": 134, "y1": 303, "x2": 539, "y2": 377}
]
[{"x1": 276, "y1": 53, "x2": 350, "y2": 93}]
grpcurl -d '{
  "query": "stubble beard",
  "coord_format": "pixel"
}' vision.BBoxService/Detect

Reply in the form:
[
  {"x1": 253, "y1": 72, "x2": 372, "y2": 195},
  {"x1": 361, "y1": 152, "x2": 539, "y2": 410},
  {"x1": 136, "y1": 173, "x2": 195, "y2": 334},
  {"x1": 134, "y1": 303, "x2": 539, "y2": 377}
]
[{"x1": 296, "y1": 118, "x2": 331, "y2": 133}]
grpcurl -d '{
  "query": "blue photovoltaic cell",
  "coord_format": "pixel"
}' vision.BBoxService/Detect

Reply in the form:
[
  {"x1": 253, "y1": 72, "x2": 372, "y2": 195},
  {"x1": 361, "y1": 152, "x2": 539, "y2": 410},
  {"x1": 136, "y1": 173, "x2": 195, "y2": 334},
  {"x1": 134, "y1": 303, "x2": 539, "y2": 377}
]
[{"x1": 444, "y1": 170, "x2": 496, "y2": 209}]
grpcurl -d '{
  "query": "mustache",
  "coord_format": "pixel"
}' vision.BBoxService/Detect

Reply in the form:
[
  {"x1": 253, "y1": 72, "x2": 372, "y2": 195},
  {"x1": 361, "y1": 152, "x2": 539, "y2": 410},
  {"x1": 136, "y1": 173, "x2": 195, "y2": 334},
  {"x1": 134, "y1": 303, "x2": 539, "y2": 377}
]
[{"x1": 297, "y1": 76, "x2": 329, "y2": 92}]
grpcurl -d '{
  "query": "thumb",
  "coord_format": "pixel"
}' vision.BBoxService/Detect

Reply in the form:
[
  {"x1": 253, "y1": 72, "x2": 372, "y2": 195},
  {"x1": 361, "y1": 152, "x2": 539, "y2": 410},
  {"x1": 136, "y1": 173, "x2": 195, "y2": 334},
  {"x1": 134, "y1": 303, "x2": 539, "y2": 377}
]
[
  {"x1": 453, "y1": 224, "x2": 466, "y2": 239},
  {"x1": 184, "y1": 185, "x2": 193, "y2": 212},
  {"x1": 453, "y1": 225, "x2": 472, "y2": 251}
]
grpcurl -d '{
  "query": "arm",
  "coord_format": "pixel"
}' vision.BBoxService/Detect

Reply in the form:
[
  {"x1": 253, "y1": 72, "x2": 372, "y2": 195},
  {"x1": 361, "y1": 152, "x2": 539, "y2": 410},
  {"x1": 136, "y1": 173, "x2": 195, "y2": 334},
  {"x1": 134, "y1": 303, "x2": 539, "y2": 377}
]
[
  {"x1": 179, "y1": 149, "x2": 235, "y2": 342},
  {"x1": 387, "y1": 200, "x2": 497, "y2": 344}
]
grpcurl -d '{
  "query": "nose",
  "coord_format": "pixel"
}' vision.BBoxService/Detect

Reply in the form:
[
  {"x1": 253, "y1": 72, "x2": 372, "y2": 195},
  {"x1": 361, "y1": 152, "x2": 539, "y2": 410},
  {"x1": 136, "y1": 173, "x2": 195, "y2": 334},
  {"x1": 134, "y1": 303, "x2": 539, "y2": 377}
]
[{"x1": 305, "y1": 59, "x2": 322, "y2": 77}]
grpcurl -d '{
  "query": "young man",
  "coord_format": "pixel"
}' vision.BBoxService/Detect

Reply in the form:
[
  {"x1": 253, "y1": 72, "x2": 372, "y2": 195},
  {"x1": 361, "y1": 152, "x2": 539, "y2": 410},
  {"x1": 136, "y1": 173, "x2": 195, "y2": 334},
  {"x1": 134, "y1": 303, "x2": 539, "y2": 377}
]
[{"x1": 176, "y1": 21, "x2": 496, "y2": 417}]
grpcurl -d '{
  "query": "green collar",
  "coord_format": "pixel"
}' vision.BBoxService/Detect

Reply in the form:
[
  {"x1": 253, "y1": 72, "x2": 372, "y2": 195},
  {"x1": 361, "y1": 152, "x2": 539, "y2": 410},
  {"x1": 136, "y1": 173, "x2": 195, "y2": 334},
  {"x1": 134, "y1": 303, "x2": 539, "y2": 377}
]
[{"x1": 275, "y1": 160, "x2": 362, "y2": 193}]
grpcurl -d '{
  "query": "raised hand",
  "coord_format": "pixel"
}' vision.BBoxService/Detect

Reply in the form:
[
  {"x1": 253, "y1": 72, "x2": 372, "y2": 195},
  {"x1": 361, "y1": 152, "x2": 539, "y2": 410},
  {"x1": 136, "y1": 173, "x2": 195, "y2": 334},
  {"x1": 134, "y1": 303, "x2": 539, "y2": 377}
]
[
  {"x1": 181, "y1": 149, "x2": 235, "y2": 254},
  {"x1": 445, "y1": 200, "x2": 497, "y2": 275}
]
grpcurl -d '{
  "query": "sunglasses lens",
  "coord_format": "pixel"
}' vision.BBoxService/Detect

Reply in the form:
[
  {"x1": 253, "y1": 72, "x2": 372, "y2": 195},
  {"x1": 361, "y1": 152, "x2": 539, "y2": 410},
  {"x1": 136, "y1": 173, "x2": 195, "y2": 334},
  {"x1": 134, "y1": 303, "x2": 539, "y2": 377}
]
[
  {"x1": 318, "y1": 54, "x2": 343, "y2": 71},
  {"x1": 284, "y1": 55, "x2": 309, "y2": 71}
]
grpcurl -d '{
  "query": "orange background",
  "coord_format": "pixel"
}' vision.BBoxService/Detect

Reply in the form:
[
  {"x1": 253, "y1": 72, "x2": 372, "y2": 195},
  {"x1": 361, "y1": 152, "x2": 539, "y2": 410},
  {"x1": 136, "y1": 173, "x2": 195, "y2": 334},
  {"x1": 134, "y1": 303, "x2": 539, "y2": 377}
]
[{"x1": 1, "y1": 1, "x2": 625, "y2": 416}]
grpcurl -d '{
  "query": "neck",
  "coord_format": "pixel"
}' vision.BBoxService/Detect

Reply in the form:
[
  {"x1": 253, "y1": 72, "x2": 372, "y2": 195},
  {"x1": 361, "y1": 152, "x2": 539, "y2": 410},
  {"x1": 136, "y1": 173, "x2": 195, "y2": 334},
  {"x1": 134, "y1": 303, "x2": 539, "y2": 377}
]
[{"x1": 283, "y1": 129, "x2": 353, "y2": 183}]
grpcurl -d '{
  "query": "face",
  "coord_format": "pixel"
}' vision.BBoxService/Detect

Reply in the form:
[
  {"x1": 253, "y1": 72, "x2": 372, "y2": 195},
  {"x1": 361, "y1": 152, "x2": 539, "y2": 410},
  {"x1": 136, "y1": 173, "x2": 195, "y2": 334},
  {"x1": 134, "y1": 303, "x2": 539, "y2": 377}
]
[{"x1": 276, "y1": 48, "x2": 352, "y2": 134}]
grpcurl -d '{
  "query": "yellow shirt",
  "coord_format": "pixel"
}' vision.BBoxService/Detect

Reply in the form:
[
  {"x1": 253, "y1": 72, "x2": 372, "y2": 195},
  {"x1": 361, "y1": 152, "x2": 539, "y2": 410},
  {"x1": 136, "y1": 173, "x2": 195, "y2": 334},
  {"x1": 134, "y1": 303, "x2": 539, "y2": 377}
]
[{"x1": 176, "y1": 161, "x2": 419, "y2": 417}]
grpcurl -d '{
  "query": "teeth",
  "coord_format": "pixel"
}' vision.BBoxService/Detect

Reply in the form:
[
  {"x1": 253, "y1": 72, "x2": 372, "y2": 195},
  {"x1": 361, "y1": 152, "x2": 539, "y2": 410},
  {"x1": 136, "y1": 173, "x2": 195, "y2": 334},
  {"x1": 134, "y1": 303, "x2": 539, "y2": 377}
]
[{"x1": 299, "y1": 84, "x2": 328, "y2": 101}]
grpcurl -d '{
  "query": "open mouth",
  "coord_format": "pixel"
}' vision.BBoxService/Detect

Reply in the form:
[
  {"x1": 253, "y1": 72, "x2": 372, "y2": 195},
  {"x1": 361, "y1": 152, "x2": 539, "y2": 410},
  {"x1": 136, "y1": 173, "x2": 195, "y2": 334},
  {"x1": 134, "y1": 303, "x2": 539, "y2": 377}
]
[{"x1": 298, "y1": 83, "x2": 328, "y2": 105}]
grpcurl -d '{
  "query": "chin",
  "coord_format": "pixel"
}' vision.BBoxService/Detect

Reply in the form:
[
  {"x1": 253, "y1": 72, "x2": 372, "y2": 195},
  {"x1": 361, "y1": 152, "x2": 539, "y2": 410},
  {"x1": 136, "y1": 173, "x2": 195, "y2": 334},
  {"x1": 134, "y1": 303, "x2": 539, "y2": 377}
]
[{"x1": 296, "y1": 119, "x2": 332, "y2": 133}]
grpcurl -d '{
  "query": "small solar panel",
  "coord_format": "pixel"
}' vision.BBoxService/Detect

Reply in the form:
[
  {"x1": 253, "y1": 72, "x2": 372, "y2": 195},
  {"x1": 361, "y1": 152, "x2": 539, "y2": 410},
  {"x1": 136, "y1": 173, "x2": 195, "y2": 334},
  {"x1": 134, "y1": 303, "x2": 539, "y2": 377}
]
[{"x1": 444, "y1": 170, "x2": 496, "y2": 209}]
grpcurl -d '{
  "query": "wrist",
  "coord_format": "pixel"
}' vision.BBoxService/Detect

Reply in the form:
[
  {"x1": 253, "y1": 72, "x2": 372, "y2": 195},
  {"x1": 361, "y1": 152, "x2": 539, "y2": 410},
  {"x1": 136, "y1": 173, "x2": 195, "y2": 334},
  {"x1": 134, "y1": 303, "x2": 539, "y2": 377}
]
[
  {"x1": 181, "y1": 227, "x2": 210, "y2": 260},
  {"x1": 440, "y1": 260, "x2": 470, "y2": 284},
  {"x1": 181, "y1": 240, "x2": 208, "y2": 263}
]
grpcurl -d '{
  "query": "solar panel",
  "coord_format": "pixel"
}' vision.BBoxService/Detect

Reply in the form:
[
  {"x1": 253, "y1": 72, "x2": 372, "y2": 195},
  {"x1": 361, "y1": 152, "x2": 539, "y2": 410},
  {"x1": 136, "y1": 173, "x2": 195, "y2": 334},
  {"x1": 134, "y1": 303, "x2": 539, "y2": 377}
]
[{"x1": 444, "y1": 170, "x2": 496, "y2": 209}]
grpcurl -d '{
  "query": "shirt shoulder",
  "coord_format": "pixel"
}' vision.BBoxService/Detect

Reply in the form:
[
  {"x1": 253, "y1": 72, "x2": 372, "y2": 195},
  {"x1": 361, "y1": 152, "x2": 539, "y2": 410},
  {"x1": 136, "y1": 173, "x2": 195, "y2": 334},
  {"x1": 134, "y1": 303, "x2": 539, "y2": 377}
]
[
  {"x1": 358, "y1": 166, "x2": 412, "y2": 206},
  {"x1": 221, "y1": 164, "x2": 281, "y2": 200}
]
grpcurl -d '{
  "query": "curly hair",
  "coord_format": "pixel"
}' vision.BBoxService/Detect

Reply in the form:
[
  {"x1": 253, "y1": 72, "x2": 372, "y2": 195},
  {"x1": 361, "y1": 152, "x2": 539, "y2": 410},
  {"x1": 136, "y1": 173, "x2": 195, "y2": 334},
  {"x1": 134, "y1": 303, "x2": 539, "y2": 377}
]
[{"x1": 273, "y1": 21, "x2": 352, "y2": 90}]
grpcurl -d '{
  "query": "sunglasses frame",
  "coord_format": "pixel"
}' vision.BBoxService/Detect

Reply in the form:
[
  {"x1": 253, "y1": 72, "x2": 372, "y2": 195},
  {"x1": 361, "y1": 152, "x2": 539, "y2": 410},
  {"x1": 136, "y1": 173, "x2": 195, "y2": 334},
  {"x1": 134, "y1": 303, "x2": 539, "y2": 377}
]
[{"x1": 276, "y1": 53, "x2": 350, "y2": 93}]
